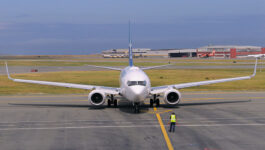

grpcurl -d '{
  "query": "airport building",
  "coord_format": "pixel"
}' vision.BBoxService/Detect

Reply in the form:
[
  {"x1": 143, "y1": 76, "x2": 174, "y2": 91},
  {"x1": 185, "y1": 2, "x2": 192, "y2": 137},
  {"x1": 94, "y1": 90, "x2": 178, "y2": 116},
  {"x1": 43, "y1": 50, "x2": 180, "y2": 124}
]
[
  {"x1": 102, "y1": 45, "x2": 265, "y2": 59},
  {"x1": 148, "y1": 49, "x2": 197, "y2": 58},
  {"x1": 197, "y1": 45, "x2": 265, "y2": 58},
  {"x1": 102, "y1": 48, "x2": 151, "y2": 58},
  {"x1": 102, "y1": 48, "x2": 197, "y2": 58}
]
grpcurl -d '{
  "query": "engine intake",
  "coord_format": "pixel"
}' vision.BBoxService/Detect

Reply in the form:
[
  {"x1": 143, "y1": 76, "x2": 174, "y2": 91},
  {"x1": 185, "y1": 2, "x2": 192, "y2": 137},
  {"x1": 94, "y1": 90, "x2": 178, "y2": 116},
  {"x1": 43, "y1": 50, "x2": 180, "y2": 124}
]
[
  {"x1": 88, "y1": 90, "x2": 106, "y2": 106},
  {"x1": 163, "y1": 89, "x2": 181, "y2": 105}
]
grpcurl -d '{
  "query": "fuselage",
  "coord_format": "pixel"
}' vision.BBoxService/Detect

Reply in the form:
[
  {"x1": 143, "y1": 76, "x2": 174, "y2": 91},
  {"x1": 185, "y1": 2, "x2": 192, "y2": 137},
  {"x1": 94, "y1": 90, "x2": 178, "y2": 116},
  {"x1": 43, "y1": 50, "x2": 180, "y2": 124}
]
[{"x1": 120, "y1": 66, "x2": 150, "y2": 102}]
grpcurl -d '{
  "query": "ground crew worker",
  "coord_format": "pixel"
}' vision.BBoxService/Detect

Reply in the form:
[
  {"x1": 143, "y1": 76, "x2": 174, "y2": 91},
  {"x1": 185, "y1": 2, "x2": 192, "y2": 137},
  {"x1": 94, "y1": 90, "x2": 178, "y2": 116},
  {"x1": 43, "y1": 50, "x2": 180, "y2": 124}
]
[{"x1": 169, "y1": 112, "x2": 177, "y2": 132}]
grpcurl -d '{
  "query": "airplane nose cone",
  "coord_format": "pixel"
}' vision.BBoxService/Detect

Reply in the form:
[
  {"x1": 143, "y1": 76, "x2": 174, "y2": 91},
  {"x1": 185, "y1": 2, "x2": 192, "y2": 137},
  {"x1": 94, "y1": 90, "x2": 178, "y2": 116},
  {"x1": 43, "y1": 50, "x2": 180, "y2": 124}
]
[
  {"x1": 130, "y1": 86, "x2": 146, "y2": 100},
  {"x1": 132, "y1": 87, "x2": 144, "y2": 95},
  {"x1": 132, "y1": 86, "x2": 145, "y2": 94}
]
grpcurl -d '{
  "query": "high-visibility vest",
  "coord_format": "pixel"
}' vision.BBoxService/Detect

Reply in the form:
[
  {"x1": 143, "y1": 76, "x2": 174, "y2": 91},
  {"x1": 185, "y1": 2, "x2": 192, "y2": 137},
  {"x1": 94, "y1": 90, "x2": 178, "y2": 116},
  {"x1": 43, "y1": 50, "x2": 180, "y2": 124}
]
[{"x1": 170, "y1": 115, "x2": 176, "y2": 123}]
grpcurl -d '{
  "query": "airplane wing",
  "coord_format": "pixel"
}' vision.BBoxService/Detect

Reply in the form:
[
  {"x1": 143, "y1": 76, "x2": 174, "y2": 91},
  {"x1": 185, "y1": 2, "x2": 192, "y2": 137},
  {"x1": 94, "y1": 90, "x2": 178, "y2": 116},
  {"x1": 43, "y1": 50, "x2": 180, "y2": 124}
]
[
  {"x1": 141, "y1": 64, "x2": 171, "y2": 70},
  {"x1": 5, "y1": 62, "x2": 119, "y2": 95},
  {"x1": 87, "y1": 65, "x2": 123, "y2": 71},
  {"x1": 150, "y1": 58, "x2": 258, "y2": 95}
]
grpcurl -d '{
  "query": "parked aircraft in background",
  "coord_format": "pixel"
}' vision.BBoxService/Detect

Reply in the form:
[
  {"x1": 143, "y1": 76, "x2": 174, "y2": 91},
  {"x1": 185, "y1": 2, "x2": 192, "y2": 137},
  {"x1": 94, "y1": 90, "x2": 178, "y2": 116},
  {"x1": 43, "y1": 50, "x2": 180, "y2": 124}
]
[
  {"x1": 200, "y1": 50, "x2": 216, "y2": 58},
  {"x1": 248, "y1": 54, "x2": 265, "y2": 58}
]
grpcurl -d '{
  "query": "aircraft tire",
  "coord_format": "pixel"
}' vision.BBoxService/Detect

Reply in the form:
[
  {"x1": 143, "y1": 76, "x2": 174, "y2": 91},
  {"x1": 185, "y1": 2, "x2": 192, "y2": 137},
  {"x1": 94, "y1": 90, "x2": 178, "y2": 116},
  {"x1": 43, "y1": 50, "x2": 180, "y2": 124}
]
[
  {"x1": 156, "y1": 99, "x2": 160, "y2": 107},
  {"x1": 150, "y1": 99, "x2": 154, "y2": 107},
  {"x1": 107, "y1": 99, "x2": 111, "y2": 107},
  {"x1": 114, "y1": 99, "x2": 118, "y2": 107},
  {"x1": 134, "y1": 103, "x2": 140, "y2": 113}
]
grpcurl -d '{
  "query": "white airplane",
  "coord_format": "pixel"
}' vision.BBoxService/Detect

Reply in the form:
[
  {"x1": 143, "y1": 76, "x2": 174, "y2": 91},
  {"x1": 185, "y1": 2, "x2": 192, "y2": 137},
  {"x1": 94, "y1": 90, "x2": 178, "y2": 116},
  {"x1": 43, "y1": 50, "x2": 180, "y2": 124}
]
[
  {"x1": 248, "y1": 54, "x2": 265, "y2": 58},
  {"x1": 4, "y1": 39, "x2": 259, "y2": 113}
]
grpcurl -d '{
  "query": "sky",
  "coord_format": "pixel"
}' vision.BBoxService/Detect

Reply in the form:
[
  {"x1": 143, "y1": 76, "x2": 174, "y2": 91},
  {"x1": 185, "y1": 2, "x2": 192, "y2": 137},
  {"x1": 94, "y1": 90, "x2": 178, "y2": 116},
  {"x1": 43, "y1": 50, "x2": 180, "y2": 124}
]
[{"x1": 0, "y1": 0, "x2": 265, "y2": 55}]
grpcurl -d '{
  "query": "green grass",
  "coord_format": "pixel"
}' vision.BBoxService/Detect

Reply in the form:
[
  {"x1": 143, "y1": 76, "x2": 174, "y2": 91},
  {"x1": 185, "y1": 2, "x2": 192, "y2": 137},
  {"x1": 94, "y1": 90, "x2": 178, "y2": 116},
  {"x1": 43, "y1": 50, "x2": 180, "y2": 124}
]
[
  {"x1": 0, "y1": 69, "x2": 264, "y2": 95},
  {"x1": 0, "y1": 58, "x2": 260, "y2": 67},
  {"x1": 0, "y1": 60, "x2": 166, "y2": 67},
  {"x1": 1, "y1": 55, "x2": 257, "y2": 63}
]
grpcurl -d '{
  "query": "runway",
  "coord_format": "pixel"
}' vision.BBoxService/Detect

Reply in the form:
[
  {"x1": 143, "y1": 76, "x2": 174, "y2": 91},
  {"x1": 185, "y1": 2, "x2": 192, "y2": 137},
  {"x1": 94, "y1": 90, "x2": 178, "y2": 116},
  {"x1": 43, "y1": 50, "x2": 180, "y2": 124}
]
[{"x1": 0, "y1": 91, "x2": 265, "y2": 150}]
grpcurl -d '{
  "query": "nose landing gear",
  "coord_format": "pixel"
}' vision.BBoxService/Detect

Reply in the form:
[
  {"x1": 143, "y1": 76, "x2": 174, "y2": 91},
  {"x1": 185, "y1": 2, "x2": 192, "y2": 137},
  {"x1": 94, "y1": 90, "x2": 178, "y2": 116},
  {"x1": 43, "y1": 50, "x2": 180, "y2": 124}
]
[{"x1": 133, "y1": 102, "x2": 140, "y2": 113}]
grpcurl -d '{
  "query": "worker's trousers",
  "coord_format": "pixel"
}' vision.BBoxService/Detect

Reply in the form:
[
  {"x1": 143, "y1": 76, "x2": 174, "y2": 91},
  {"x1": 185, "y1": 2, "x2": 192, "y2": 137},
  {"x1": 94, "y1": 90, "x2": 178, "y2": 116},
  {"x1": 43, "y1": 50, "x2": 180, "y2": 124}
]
[{"x1": 169, "y1": 122, "x2": 176, "y2": 132}]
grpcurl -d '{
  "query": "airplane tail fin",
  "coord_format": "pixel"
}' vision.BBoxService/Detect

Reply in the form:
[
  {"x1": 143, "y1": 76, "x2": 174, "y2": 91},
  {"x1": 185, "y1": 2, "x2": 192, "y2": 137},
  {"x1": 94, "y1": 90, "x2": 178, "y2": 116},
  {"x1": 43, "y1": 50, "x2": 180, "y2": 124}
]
[{"x1": 128, "y1": 21, "x2": 133, "y2": 67}]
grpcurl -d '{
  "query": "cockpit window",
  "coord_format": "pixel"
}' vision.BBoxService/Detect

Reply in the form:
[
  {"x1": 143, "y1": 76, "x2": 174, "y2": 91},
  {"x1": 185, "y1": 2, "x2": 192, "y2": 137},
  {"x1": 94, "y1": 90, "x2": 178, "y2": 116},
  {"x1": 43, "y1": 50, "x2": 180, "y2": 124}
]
[
  {"x1": 138, "y1": 81, "x2": 146, "y2": 86},
  {"x1": 127, "y1": 81, "x2": 146, "y2": 86},
  {"x1": 127, "y1": 81, "x2": 138, "y2": 86}
]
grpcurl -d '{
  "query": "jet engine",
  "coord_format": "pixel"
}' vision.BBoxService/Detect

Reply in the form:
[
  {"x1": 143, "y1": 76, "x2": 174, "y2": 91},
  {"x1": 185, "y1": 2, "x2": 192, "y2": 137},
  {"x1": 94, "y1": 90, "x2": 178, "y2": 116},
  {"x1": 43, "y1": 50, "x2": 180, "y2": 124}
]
[
  {"x1": 88, "y1": 90, "x2": 106, "y2": 106},
  {"x1": 163, "y1": 89, "x2": 181, "y2": 105}
]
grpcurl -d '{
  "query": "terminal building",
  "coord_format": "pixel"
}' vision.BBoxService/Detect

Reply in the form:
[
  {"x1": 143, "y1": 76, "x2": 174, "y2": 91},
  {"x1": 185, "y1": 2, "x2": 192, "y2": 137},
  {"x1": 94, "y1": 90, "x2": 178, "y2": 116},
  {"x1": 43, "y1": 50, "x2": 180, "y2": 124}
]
[{"x1": 102, "y1": 45, "x2": 265, "y2": 59}]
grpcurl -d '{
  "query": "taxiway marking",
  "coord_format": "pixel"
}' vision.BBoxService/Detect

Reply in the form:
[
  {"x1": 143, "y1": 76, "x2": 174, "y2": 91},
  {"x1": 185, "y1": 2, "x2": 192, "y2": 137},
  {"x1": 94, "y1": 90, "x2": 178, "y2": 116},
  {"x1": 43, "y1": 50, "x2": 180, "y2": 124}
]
[
  {"x1": 0, "y1": 123, "x2": 265, "y2": 131},
  {"x1": 147, "y1": 109, "x2": 172, "y2": 114},
  {"x1": 154, "y1": 107, "x2": 174, "y2": 150},
  {"x1": 183, "y1": 91, "x2": 264, "y2": 95},
  {"x1": 183, "y1": 96, "x2": 265, "y2": 101}
]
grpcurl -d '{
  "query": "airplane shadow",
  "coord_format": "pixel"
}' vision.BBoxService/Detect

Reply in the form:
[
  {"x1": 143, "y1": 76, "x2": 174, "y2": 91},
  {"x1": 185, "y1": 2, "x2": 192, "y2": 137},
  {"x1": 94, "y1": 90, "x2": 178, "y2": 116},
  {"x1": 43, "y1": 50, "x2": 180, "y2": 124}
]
[
  {"x1": 8, "y1": 103, "x2": 106, "y2": 109},
  {"x1": 161, "y1": 99, "x2": 251, "y2": 108},
  {"x1": 8, "y1": 99, "x2": 251, "y2": 113}
]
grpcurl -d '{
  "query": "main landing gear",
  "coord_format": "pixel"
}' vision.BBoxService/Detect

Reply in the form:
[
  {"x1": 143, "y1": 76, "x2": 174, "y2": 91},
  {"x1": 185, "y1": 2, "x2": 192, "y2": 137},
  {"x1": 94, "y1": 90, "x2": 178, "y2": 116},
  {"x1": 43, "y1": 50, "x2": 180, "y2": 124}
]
[
  {"x1": 133, "y1": 102, "x2": 140, "y2": 113},
  {"x1": 107, "y1": 95, "x2": 117, "y2": 107},
  {"x1": 150, "y1": 94, "x2": 160, "y2": 107}
]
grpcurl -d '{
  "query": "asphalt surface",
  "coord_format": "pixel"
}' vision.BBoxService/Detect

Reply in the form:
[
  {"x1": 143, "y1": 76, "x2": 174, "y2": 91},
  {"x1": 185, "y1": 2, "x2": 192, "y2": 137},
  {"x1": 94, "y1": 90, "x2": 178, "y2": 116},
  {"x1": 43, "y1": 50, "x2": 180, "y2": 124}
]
[
  {"x1": 0, "y1": 91, "x2": 265, "y2": 150},
  {"x1": 0, "y1": 65, "x2": 264, "y2": 75}
]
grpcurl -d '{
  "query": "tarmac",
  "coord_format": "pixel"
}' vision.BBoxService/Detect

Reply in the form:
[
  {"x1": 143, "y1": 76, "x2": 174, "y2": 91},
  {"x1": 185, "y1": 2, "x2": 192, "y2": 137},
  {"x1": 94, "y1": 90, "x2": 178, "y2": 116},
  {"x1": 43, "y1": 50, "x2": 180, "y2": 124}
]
[{"x1": 0, "y1": 91, "x2": 265, "y2": 150}]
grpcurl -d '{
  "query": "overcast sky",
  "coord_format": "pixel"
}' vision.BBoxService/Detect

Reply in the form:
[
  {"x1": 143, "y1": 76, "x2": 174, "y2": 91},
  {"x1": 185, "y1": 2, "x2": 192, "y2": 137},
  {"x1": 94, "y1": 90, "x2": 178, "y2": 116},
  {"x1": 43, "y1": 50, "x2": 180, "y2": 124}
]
[{"x1": 0, "y1": 0, "x2": 265, "y2": 55}]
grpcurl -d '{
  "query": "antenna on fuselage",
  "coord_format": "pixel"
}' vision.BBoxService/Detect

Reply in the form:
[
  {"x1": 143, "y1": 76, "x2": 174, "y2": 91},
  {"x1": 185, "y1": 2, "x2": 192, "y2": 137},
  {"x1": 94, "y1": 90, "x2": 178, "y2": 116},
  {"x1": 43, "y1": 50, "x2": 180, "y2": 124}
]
[{"x1": 128, "y1": 20, "x2": 133, "y2": 67}]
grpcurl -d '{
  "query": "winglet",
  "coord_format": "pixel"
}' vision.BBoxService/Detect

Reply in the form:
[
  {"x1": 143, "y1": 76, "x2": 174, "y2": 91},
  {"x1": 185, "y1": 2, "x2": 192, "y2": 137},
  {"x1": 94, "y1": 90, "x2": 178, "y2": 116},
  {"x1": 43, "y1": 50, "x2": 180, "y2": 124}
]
[
  {"x1": 5, "y1": 62, "x2": 13, "y2": 80},
  {"x1": 250, "y1": 58, "x2": 258, "y2": 78}
]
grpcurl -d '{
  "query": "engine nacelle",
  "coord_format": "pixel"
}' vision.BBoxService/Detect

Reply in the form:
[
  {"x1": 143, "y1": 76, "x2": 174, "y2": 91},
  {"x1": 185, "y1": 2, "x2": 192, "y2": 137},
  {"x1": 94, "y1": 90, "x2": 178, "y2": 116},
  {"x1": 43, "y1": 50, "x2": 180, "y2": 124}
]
[
  {"x1": 88, "y1": 90, "x2": 106, "y2": 106},
  {"x1": 163, "y1": 89, "x2": 181, "y2": 105}
]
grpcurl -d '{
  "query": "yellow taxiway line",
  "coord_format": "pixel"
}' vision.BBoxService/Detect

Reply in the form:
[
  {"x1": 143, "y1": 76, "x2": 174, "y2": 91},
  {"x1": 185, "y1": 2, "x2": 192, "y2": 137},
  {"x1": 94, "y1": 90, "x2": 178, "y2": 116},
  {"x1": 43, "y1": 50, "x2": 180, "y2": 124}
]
[{"x1": 154, "y1": 107, "x2": 174, "y2": 150}]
